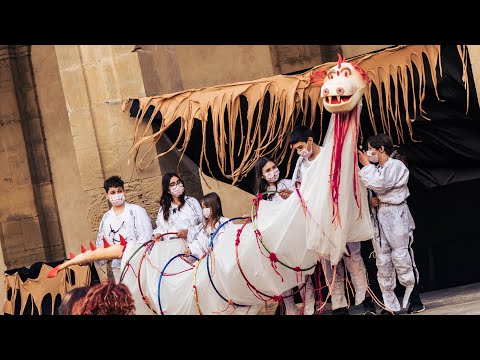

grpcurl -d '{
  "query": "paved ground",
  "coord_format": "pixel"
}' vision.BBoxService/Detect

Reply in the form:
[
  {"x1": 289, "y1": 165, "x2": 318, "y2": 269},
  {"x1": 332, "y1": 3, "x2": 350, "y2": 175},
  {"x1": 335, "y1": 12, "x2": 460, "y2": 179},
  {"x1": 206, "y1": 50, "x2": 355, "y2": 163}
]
[{"x1": 257, "y1": 282, "x2": 480, "y2": 315}]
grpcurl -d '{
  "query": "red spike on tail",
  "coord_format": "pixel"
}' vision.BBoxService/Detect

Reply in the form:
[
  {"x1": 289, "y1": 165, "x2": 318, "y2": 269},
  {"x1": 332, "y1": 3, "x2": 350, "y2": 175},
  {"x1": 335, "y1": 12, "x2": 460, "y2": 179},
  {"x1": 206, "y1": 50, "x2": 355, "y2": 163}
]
[
  {"x1": 69, "y1": 252, "x2": 75, "y2": 259},
  {"x1": 81, "y1": 245, "x2": 87, "y2": 253},
  {"x1": 102, "y1": 236, "x2": 110, "y2": 248},
  {"x1": 89, "y1": 241, "x2": 96, "y2": 251},
  {"x1": 119, "y1": 234, "x2": 127, "y2": 246},
  {"x1": 47, "y1": 265, "x2": 61, "y2": 278}
]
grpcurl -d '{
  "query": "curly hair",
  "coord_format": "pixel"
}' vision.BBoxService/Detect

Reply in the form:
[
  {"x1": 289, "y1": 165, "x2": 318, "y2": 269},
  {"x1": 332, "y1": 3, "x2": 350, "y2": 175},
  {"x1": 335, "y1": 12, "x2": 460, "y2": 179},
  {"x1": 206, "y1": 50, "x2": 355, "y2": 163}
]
[{"x1": 71, "y1": 281, "x2": 136, "y2": 315}]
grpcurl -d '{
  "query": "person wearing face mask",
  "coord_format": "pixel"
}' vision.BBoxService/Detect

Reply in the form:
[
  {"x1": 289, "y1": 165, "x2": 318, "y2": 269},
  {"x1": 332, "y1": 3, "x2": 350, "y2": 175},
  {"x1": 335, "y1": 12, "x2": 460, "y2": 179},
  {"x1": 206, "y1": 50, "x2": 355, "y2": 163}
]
[
  {"x1": 252, "y1": 156, "x2": 302, "y2": 315},
  {"x1": 289, "y1": 126, "x2": 322, "y2": 190},
  {"x1": 95, "y1": 176, "x2": 153, "y2": 283},
  {"x1": 152, "y1": 172, "x2": 203, "y2": 245},
  {"x1": 288, "y1": 126, "x2": 373, "y2": 316},
  {"x1": 358, "y1": 133, "x2": 425, "y2": 315},
  {"x1": 184, "y1": 192, "x2": 229, "y2": 261},
  {"x1": 254, "y1": 156, "x2": 294, "y2": 202}
]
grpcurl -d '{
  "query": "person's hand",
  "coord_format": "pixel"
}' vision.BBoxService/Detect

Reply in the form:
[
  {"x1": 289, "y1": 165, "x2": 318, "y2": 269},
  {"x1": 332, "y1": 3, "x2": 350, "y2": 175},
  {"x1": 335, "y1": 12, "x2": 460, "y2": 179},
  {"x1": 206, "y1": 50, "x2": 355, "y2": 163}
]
[
  {"x1": 370, "y1": 197, "x2": 379, "y2": 208},
  {"x1": 358, "y1": 150, "x2": 370, "y2": 167},
  {"x1": 279, "y1": 188, "x2": 293, "y2": 199},
  {"x1": 184, "y1": 247, "x2": 191, "y2": 257},
  {"x1": 177, "y1": 229, "x2": 188, "y2": 238},
  {"x1": 152, "y1": 233, "x2": 163, "y2": 242}
]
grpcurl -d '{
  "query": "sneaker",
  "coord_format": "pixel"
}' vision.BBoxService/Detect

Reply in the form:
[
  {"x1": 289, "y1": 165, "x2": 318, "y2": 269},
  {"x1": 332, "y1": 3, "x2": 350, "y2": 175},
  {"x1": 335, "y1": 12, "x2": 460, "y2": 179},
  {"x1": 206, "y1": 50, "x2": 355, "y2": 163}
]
[
  {"x1": 362, "y1": 298, "x2": 376, "y2": 315},
  {"x1": 332, "y1": 307, "x2": 350, "y2": 315},
  {"x1": 381, "y1": 309, "x2": 395, "y2": 315},
  {"x1": 407, "y1": 302, "x2": 426, "y2": 314}
]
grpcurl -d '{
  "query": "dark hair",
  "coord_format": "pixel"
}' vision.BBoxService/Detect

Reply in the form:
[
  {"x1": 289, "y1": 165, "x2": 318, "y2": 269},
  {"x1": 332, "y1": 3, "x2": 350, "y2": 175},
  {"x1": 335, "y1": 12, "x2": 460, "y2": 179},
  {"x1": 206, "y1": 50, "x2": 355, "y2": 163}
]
[
  {"x1": 71, "y1": 281, "x2": 135, "y2": 315},
  {"x1": 161, "y1": 172, "x2": 185, "y2": 221},
  {"x1": 201, "y1": 192, "x2": 223, "y2": 229},
  {"x1": 254, "y1": 156, "x2": 283, "y2": 200},
  {"x1": 289, "y1": 125, "x2": 316, "y2": 146},
  {"x1": 57, "y1": 286, "x2": 90, "y2": 315},
  {"x1": 367, "y1": 133, "x2": 408, "y2": 166},
  {"x1": 104, "y1": 176, "x2": 124, "y2": 193}
]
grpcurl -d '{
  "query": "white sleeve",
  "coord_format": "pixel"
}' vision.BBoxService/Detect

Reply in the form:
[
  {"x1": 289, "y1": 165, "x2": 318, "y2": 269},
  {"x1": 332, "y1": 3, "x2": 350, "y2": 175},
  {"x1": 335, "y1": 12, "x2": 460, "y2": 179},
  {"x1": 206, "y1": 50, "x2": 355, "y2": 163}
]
[
  {"x1": 278, "y1": 178, "x2": 294, "y2": 191},
  {"x1": 136, "y1": 206, "x2": 153, "y2": 243},
  {"x1": 189, "y1": 236, "x2": 207, "y2": 260},
  {"x1": 189, "y1": 197, "x2": 204, "y2": 226},
  {"x1": 358, "y1": 161, "x2": 409, "y2": 194},
  {"x1": 291, "y1": 157, "x2": 303, "y2": 185},
  {"x1": 153, "y1": 208, "x2": 167, "y2": 235},
  {"x1": 185, "y1": 197, "x2": 204, "y2": 239}
]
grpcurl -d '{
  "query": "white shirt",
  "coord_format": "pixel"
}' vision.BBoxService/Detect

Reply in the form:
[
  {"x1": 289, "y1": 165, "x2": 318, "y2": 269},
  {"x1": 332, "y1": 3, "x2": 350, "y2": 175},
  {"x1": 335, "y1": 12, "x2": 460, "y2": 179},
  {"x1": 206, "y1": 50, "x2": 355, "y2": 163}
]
[
  {"x1": 153, "y1": 196, "x2": 203, "y2": 241},
  {"x1": 96, "y1": 203, "x2": 153, "y2": 269},
  {"x1": 266, "y1": 178, "x2": 295, "y2": 202},
  {"x1": 187, "y1": 216, "x2": 230, "y2": 260},
  {"x1": 358, "y1": 158, "x2": 410, "y2": 204}
]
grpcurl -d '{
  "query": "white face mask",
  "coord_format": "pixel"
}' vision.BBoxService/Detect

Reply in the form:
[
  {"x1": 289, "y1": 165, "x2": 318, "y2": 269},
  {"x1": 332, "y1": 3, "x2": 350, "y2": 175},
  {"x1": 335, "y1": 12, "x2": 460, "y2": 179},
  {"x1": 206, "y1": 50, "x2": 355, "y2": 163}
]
[
  {"x1": 203, "y1": 207, "x2": 212, "y2": 219},
  {"x1": 298, "y1": 141, "x2": 313, "y2": 159},
  {"x1": 109, "y1": 193, "x2": 125, "y2": 206},
  {"x1": 264, "y1": 168, "x2": 280, "y2": 183},
  {"x1": 170, "y1": 183, "x2": 185, "y2": 198},
  {"x1": 366, "y1": 150, "x2": 379, "y2": 163}
]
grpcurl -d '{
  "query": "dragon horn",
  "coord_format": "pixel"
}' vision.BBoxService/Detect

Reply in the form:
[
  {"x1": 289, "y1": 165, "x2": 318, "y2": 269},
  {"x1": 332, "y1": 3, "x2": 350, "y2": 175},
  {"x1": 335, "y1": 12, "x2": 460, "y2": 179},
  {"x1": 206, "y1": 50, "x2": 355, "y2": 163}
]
[
  {"x1": 119, "y1": 234, "x2": 127, "y2": 246},
  {"x1": 89, "y1": 241, "x2": 97, "y2": 251},
  {"x1": 69, "y1": 252, "x2": 75, "y2": 259},
  {"x1": 80, "y1": 245, "x2": 87, "y2": 253},
  {"x1": 102, "y1": 236, "x2": 110, "y2": 248},
  {"x1": 47, "y1": 264, "x2": 61, "y2": 278},
  {"x1": 337, "y1": 53, "x2": 344, "y2": 67}
]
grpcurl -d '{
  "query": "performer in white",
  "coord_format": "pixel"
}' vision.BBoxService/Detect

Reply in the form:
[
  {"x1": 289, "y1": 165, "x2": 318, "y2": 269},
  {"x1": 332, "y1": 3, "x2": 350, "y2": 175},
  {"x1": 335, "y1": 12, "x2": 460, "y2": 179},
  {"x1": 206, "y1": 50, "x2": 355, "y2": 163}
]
[
  {"x1": 96, "y1": 176, "x2": 153, "y2": 283},
  {"x1": 253, "y1": 156, "x2": 305, "y2": 315},
  {"x1": 184, "y1": 192, "x2": 230, "y2": 261},
  {"x1": 289, "y1": 125, "x2": 369, "y2": 315},
  {"x1": 358, "y1": 133, "x2": 423, "y2": 314},
  {"x1": 152, "y1": 172, "x2": 203, "y2": 244}
]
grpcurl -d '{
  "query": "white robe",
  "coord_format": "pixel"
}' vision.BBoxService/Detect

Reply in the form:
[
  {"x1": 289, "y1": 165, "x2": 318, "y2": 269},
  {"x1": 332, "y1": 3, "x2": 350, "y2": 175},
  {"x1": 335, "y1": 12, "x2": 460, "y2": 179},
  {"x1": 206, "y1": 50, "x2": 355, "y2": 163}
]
[
  {"x1": 95, "y1": 203, "x2": 153, "y2": 269},
  {"x1": 153, "y1": 196, "x2": 203, "y2": 241},
  {"x1": 187, "y1": 216, "x2": 230, "y2": 260}
]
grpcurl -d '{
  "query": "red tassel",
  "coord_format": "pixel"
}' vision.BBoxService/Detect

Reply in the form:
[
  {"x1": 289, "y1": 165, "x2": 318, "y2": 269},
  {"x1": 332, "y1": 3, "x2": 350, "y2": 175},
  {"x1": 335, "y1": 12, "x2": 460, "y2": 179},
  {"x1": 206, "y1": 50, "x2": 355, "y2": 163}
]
[
  {"x1": 102, "y1": 236, "x2": 110, "y2": 248},
  {"x1": 80, "y1": 245, "x2": 87, "y2": 253},
  {"x1": 69, "y1": 252, "x2": 75, "y2": 259},
  {"x1": 89, "y1": 242, "x2": 96, "y2": 251},
  {"x1": 119, "y1": 234, "x2": 127, "y2": 246}
]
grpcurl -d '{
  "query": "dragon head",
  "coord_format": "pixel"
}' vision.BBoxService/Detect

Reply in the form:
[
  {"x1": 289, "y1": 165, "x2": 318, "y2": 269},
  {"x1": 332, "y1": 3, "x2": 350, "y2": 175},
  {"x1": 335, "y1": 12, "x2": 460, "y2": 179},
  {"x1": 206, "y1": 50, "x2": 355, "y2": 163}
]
[{"x1": 316, "y1": 54, "x2": 370, "y2": 114}]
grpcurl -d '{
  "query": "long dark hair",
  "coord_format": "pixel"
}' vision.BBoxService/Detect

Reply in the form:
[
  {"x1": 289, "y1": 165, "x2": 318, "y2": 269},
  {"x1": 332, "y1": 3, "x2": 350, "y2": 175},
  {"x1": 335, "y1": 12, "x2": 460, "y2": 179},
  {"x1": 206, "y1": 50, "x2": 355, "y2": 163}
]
[
  {"x1": 367, "y1": 133, "x2": 408, "y2": 167},
  {"x1": 57, "y1": 286, "x2": 90, "y2": 315},
  {"x1": 160, "y1": 172, "x2": 186, "y2": 221},
  {"x1": 254, "y1": 156, "x2": 283, "y2": 200},
  {"x1": 201, "y1": 192, "x2": 223, "y2": 230}
]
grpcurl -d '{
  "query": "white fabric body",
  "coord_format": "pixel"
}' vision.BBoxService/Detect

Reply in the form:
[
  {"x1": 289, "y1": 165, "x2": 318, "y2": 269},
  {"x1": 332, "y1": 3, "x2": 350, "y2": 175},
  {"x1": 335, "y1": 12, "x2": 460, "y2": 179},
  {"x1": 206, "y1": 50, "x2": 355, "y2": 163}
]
[
  {"x1": 322, "y1": 241, "x2": 367, "y2": 310},
  {"x1": 266, "y1": 177, "x2": 315, "y2": 315},
  {"x1": 302, "y1": 103, "x2": 374, "y2": 264},
  {"x1": 119, "y1": 104, "x2": 374, "y2": 315},
  {"x1": 359, "y1": 158, "x2": 418, "y2": 311},
  {"x1": 187, "y1": 216, "x2": 230, "y2": 260},
  {"x1": 95, "y1": 203, "x2": 153, "y2": 269},
  {"x1": 153, "y1": 196, "x2": 203, "y2": 240}
]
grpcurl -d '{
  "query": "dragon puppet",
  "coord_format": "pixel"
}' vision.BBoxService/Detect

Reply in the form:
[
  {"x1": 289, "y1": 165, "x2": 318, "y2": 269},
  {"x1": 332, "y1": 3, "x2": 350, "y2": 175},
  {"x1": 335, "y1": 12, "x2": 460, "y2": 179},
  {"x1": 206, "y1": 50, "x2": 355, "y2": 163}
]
[{"x1": 48, "y1": 54, "x2": 375, "y2": 315}]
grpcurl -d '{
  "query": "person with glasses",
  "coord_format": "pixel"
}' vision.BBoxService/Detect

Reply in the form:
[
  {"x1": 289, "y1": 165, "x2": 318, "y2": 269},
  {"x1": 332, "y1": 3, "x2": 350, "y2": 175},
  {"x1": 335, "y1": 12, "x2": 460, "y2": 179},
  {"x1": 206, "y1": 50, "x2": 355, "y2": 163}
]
[
  {"x1": 152, "y1": 172, "x2": 203, "y2": 244},
  {"x1": 95, "y1": 175, "x2": 153, "y2": 283}
]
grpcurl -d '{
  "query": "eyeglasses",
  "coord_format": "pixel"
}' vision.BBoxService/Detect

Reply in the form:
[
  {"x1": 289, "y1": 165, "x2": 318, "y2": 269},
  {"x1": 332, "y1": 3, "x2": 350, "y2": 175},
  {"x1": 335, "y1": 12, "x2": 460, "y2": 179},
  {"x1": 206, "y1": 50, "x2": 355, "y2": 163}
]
[{"x1": 169, "y1": 180, "x2": 184, "y2": 188}]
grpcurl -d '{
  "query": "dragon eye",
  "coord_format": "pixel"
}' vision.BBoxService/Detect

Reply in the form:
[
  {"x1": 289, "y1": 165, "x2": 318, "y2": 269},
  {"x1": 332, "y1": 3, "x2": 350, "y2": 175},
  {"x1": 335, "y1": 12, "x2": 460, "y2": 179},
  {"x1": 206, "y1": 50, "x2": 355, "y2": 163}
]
[{"x1": 344, "y1": 70, "x2": 349, "y2": 77}]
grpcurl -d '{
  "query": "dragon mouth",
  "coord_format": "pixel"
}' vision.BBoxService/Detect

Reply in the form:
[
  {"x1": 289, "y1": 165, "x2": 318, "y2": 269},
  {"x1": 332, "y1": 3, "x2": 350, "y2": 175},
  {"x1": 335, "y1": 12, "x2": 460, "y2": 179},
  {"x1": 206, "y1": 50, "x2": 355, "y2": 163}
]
[{"x1": 324, "y1": 95, "x2": 352, "y2": 105}]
